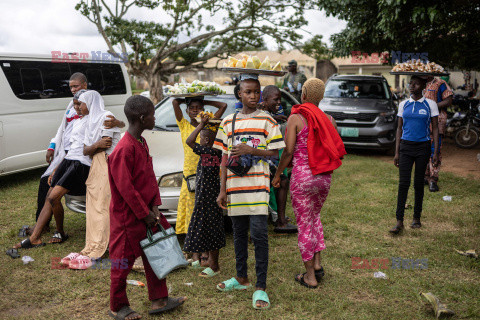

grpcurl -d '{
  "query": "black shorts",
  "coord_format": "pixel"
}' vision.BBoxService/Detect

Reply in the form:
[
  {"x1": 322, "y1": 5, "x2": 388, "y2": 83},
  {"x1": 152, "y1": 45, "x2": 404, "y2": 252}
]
[{"x1": 50, "y1": 159, "x2": 90, "y2": 196}]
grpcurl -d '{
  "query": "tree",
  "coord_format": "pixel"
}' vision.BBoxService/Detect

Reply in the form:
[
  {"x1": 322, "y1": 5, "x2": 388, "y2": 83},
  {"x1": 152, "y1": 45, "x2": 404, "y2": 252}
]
[
  {"x1": 76, "y1": 0, "x2": 313, "y2": 103},
  {"x1": 317, "y1": 0, "x2": 480, "y2": 71},
  {"x1": 302, "y1": 35, "x2": 331, "y2": 61}
]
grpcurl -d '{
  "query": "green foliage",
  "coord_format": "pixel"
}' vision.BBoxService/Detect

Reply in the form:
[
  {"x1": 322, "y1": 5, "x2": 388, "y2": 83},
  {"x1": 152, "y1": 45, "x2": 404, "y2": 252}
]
[
  {"x1": 317, "y1": 0, "x2": 480, "y2": 70},
  {"x1": 303, "y1": 35, "x2": 331, "y2": 60}
]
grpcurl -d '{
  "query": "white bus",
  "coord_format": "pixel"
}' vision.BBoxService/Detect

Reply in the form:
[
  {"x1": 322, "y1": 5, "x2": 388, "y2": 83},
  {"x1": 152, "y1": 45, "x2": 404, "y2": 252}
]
[{"x1": 0, "y1": 53, "x2": 130, "y2": 176}]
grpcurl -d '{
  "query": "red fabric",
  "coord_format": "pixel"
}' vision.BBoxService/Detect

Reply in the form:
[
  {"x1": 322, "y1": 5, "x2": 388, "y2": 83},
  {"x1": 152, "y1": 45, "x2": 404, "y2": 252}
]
[
  {"x1": 291, "y1": 103, "x2": 346, "y2": 175},
  {"x1": 108, "y1": 131, "x2": 171, "y2": 311},
  {"x1": 110, "y1": 249, "x2": 168, "y2": 311},
  {"x1": 108, "y1": 131, "x2": 170, "y2": 258}
]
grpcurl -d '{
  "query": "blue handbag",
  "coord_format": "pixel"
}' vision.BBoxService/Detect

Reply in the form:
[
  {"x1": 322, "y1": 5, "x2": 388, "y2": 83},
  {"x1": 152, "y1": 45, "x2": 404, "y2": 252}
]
[{"x1": 140, "y1": 224, "x2": 188, "y2": 280}]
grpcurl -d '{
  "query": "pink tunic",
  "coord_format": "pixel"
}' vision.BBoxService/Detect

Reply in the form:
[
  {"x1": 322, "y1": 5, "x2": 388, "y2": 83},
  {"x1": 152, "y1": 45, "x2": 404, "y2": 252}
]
[{"x1": 290, "y1": 116, "x2": 331, "y2": 262}]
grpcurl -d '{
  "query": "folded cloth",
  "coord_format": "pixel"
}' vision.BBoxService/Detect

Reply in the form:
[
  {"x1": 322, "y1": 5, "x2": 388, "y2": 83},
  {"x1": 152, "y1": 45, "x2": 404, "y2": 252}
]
[{"x1": 291, "y1": 102, "x2": 346, "y2": 174}]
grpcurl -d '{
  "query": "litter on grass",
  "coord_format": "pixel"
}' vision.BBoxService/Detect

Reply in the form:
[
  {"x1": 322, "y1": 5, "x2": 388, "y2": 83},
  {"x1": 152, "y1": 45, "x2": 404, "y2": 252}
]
[
  {"x1": 442, "y1": 196, "x2": 452, "y2": 202},
  {"x1": 22, "y1": 256, "x2": 34, "y2": 264},
  {"x1": 420, "y1": 292, "x2": 455, "y2": 319},
  {"x1": 184, "y1": 282, "x2": 193, "y2": 286},
  {"x1": 454, "y1": 249, "x2": 478, "y2": 259},
  {"x1": 373, "y1": 271, "x2": 387, "y2": 279},
  {"x1": 126, "y1": 280, "x2": 145, "y2": 287}
]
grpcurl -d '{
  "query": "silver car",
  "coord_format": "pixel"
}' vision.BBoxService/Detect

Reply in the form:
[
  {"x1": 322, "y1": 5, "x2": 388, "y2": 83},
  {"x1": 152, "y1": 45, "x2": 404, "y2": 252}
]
[
  {"x1": 319, "y1": 75, "x2": 398, "y2": 152},
  {"x1": 66, "y1": 89, "x2": 299, "y2": 225}
]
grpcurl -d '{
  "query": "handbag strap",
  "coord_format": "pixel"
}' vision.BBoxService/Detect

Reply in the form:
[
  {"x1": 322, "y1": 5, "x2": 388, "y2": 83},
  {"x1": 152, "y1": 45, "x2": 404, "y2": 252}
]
[{"x1": 147, "y1": 223, "x2": 168, "y2": 242}]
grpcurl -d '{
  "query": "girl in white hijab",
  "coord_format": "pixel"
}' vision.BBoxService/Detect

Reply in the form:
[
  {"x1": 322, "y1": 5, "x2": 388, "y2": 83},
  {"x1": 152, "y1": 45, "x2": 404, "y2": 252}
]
[{"x1": 62, "y1": 90, "x2": 123, "y2": 269}]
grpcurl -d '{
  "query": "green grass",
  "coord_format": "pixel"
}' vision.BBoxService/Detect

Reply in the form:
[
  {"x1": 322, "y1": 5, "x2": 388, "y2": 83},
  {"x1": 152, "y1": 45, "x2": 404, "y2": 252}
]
[{"x1": 0, "y1": 155, "x2": 479, "y2": 320}]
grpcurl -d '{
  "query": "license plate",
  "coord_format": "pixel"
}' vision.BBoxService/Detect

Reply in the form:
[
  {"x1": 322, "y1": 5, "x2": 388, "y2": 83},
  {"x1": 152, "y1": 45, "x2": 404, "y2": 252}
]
[{"x1": 341, "y1": 128, "x2": 359, "y2": 137}]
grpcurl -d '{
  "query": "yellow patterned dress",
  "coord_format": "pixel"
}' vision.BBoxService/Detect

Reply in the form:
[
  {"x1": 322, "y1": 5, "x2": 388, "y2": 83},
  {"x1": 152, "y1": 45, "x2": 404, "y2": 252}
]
[{"x1": 176, "y1": 118, "x2": 200, "y2": 234}]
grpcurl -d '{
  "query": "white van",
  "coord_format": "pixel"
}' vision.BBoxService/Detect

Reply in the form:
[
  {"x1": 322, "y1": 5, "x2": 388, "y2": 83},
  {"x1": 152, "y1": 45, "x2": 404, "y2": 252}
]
[{"x1": 0, "y1": 53, "x2": 130, "y2": 176}]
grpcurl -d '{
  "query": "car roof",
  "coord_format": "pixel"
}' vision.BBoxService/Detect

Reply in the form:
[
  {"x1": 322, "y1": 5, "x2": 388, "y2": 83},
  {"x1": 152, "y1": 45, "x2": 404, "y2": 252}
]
[{"x1": 329, "y1": 75, "x2": 385, "y2": 81}]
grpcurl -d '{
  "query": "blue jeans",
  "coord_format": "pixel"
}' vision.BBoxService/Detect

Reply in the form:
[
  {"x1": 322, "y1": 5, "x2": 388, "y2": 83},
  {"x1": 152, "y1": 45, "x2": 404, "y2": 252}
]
[{"x1": 230, "y1": 215, "x2": 268, "y2": 289}]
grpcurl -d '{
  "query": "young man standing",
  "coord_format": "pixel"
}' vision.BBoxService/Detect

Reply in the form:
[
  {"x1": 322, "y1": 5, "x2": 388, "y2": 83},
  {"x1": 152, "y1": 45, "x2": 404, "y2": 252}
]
[{"x1": 215, "y1": 75, "x2": 285, "y2": 310}]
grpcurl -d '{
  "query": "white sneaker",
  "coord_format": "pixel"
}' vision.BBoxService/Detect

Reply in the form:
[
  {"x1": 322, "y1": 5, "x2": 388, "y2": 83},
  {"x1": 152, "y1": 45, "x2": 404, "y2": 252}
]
[
  {"x1": 68, "y1": 255, "x2": 92, "y2": 270},
  {"x1": 61, "y1": 252, "x2": 80, "y2": 265}
]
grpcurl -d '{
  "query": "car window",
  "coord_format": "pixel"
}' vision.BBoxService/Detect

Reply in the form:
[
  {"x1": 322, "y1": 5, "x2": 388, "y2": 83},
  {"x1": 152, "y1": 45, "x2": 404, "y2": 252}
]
[
  {"x1": 154, "y1": 95, "x2": 238, "y2": 132},
  {"x1": 325, "y1": 79, "x2": 389, "y2": 99}
]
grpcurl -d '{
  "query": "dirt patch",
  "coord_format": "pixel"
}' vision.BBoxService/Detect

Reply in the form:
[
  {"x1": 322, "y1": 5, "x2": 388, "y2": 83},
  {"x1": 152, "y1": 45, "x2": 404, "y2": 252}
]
[{"x1": 350, "y1": 139, "x2": 480, "y2": 180}]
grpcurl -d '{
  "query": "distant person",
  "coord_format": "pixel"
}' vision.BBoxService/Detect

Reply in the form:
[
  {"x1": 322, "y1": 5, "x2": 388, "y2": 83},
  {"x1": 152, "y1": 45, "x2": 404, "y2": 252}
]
[
  {"x1": 108, "y1": 95, "x2": 186, "y2": 318},
  {"x1": 273, "y1": 78, "x2": 345, "y2": 288},
  {"x1": 422, "y1": 75, "x2": 453, "y2": 192},
  {"x1": 390, "y1": 76, "x2": 439, "y2": 234},
  {"x1": 282, "y1": 60, "x2": 307, "y2": 102}
]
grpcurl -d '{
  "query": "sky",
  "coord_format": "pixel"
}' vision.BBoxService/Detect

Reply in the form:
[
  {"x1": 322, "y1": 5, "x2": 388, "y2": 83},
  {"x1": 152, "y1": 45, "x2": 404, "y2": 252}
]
[{"x1": 0, "y1": 0, "x2": 347, "y2": 55}]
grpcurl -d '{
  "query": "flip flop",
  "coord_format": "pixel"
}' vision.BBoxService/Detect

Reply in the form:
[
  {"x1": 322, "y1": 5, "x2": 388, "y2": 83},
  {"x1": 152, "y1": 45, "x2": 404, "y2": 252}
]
[
  {"x1": 216, "y1": 277, "x2": 251, "y2": 292},
  {"x1": 314, "y1": 267, "x2": 325, "y2": 282},
  {"x1": 19, "y1": 238, "x2": 46, "y2": 249},
  {"x1": 199, "y1": 267, "x2": 220, "y2": 278},
  {"x1": 49, "y1": 232, "x2": 69, "y2": 244},
  {"x1": 6, "y1": 248, "x2": 20, "y2": 259},
  {"x1": 273, "y1": 222, "x2": 298, "y2": 234},
  {"x1": 148, "y1": 297, "x2": 185, "y2": 315},
  {"x1": 252, "y1": 290, "x2": 270, "y2": 310},
  {"x1": 190, "y1": 260, "x2": 203, "y2": 269},
  {"x1": 295, "y1": 273, "x2": 318, "y2": 289},
  {"x1": 108, "y1": 306, "x2": 140, "y2": 320}
]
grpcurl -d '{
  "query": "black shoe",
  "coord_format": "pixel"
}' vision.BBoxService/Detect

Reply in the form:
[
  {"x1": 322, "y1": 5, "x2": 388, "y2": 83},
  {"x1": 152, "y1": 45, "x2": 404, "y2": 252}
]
[
  {"x1": 410, "y1": 220, "x2": 422, "y2": 229},
  {"x1": 314, "y1": 267, "x2": 325, "y2": 282},
  {"x1": 389, "y1": 224, "x2": 404, "y2": 235},
  {"x1": 429, "y1": 181, "x2": 439, "y2": 192}
]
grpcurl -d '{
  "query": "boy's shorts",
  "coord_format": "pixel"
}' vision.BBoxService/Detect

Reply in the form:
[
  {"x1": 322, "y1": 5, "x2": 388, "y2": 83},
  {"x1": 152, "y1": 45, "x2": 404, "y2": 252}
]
[{"x1": 50, "y1": 159, "x2": 90, "y2": 195}]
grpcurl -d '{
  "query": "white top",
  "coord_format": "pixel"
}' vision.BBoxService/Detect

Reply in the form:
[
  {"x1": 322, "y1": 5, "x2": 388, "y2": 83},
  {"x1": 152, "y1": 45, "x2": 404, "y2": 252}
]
[
  {"x1": 65, "y1": 117, "x2": 92, "y2": 166},
  {"x1": 62, "y1": 107, "x2": 79, "y2": 151}
]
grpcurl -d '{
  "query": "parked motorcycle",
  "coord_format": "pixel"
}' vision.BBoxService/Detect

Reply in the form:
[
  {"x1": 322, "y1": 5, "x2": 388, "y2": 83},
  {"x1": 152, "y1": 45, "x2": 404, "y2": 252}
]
[{"x1": 446, "y1": 98, "x2": 480, "y2": 148}]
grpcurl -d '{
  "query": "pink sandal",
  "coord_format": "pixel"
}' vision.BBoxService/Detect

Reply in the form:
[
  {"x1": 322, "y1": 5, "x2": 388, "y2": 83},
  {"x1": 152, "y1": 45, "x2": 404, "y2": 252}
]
[
  {"x1": 61, "y1": 252, "x2": 80, "y2": 265},
  {"x1": 68, "y1": 255, "x2": 92, "y2": 270}
]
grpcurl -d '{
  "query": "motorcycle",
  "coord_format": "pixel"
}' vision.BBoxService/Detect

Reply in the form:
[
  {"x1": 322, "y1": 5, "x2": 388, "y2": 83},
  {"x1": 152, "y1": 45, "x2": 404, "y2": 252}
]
[{"x1": 446, "y1": 98, "x2": 480, "y2": 148}]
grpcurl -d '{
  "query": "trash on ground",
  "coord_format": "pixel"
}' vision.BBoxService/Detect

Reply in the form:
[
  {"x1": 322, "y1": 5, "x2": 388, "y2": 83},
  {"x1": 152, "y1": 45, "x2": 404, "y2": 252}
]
[
  {"x1": 22, "y1": 256, "x2": 34, "y2": 264},
  {"x1": 454, "y1": 249, "x2": 478, "y2": 259},
  {"x1": 373, "y1": 271, "x2": 387, "y2": 279},
  {"x1": 126, "y1": 280, "x2": 145, "y2": 287},
  {"x1": 184, "y1": 282, "x2": 193, "y2": 286},
  {"x1": 405, "y1": 203, "x2": 412, "y2": 209},
  {"x1": 442, "y1": 196, "x2": 452, "y2": 202},
  {"x1": 6, "y1": 248, "x2": 20, "y2": 259},
  {"x1": 420, "y1": 292, "x2": 455, "y2": 319}
]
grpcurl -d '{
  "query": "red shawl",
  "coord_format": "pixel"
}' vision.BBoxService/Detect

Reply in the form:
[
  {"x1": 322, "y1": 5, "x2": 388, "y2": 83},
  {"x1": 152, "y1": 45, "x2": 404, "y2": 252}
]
[{"x1": 291, "y1": 102, "x2": 346, "y2": 174}]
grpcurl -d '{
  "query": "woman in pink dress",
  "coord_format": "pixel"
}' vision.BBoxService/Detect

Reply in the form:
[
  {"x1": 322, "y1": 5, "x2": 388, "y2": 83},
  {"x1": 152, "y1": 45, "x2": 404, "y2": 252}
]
[{"x1": 273, "y1": 78, "x2": 346, "y2": 288}]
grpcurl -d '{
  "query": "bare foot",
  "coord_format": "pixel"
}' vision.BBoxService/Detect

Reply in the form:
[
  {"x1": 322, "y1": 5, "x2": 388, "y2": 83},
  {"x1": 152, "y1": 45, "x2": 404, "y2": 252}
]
[
  {"x1": 109, "y1": 309, "x2": 141, "y2": 320},
  {"x1": 295, "y1": 273, "x2": 318, "y2": 287},
  {"x1": 217, "y1": 277, "x2": 250, "y2": 289}
]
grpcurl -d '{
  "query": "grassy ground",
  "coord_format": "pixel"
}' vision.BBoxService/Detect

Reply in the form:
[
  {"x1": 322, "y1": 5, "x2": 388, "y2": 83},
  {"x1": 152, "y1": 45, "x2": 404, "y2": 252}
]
[{"x1": 0, "y1": 155, "x2": 479, "y2": 320}]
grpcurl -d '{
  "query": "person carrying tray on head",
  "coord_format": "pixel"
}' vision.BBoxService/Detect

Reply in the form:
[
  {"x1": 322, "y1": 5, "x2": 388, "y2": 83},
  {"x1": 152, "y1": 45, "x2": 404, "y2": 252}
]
[{"x1": 172, "y1": 96, "x2": 227, "y2": 266}]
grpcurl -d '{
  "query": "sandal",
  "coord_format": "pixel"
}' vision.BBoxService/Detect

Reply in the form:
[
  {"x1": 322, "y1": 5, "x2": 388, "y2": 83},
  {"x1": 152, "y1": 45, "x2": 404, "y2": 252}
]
[
  {"x1": 252, "y1": 290, "x2": 270, "y2": 310},
  {"x1": 199, "y1": 267, "x2": 219, "y2": 278},
  {"x1": 108, "y1": 306, "x2": 141, "y2": 320},
  {"x1": 18, "y1": 225, "x2": 31, "y2": 238},
  {"x1": 314, "y1": 267, "x2": 325, "y2": 282},
  {"x1": 19, "y1": 238, "x2": 46, "y2": 249},
  {"x1": 190, "y1": 260, "x2": 203, "y2": 269},
  {"x1": 295, "y1": 273, "x2": 318, "y2": 289},
  {"x1": 68, "y1": 255, "x2": 92, "y2": 270},
  {"x1": 61, "y1": 252, "x2": 80, "y2": 265},
  {"x1": 149, "y1": 297, "x2": 186, "y2": 315},
  {"x1": 49, "y1": 231, "x2": 69, "y2": 244},
  {"x1": 216, "y1": 277, "x2": 251, "y2": 292},
  {"x1": 6, "y1": 248, "x2": 20, "y2": 259}
]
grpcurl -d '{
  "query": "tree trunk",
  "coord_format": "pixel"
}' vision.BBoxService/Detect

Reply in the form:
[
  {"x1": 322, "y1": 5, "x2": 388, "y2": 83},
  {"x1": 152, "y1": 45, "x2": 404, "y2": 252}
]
[{"x1": 147, "y1": 72, "x2": 164, "y2": 105}]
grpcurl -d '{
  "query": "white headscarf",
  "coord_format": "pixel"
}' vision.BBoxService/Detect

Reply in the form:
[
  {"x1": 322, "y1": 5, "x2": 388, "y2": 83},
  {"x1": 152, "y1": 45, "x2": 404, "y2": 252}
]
[{"x1": 79, "y1": 90, "x2": 120, "y2": 146}]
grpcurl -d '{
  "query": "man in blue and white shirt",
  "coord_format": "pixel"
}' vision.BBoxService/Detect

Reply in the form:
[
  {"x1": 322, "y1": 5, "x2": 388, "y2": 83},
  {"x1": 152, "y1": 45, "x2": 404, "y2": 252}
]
[{"x1": 390, "y1": 75, "x2": 439, "y2": 234}]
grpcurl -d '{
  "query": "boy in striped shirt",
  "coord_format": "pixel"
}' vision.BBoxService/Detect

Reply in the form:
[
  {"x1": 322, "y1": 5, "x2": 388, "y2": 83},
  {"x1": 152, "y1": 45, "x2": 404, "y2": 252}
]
[{"x1": 214, "y1": 75, "x2": 285, "y2": 310}]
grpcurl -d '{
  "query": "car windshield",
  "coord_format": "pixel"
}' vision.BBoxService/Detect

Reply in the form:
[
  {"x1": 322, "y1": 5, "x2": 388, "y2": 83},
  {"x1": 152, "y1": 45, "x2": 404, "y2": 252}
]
[
  {"x1": 154, "y1": 95, "x2": 238, "y2": 132},
  {"x1": 325, "y1": 79, "x2": 390, "y2": 99}
]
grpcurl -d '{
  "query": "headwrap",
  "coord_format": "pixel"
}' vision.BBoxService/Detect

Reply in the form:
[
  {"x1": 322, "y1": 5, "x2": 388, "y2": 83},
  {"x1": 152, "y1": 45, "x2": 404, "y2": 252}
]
[
  {"x1": 79, "y1": 90, "x2": 120, "y2": 146},
  {"x1": 73, "y1": 89, "x2": 88, "y2": 101}
]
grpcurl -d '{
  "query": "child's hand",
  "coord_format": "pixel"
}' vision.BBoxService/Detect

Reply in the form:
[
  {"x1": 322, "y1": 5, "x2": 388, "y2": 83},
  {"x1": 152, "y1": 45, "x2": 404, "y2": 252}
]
[
  {"x1": 97, "y1": 137, "x2": 113, "y2": 149},
  {"x1": 217, "y1": 191, "x2": 228, "y2": 210},
  {"x1": 143, "y1": 211, "x2": 159, "y2": 228},
  {"x1": 103, "y1": 115, "x2": 118, "y2": 129},
  {"x1": 199, "y1": 113, "x2": 210, "y2": 126},
  {"x1": 48, "y1": 171, "x2": 55, "y2": 186},
  {"x1": 46, "y1": 149, "x2": 54, "y2": 164},
  {"x1": 272, "y1": 174, "x2": 281, "y2": 188},
  {"x1": 231, "y1": 143, "x2": 253, "y2": 156}
]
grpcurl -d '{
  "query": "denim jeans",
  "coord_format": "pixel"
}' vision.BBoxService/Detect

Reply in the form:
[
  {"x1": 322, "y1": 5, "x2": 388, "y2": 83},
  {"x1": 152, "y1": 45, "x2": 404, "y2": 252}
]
[
  {"x1": 396, "y1": 140, "x2": 431, "y2": 221},
  {"x1": 230, "y1": 215, "x2": 268, "y2": 289}
]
